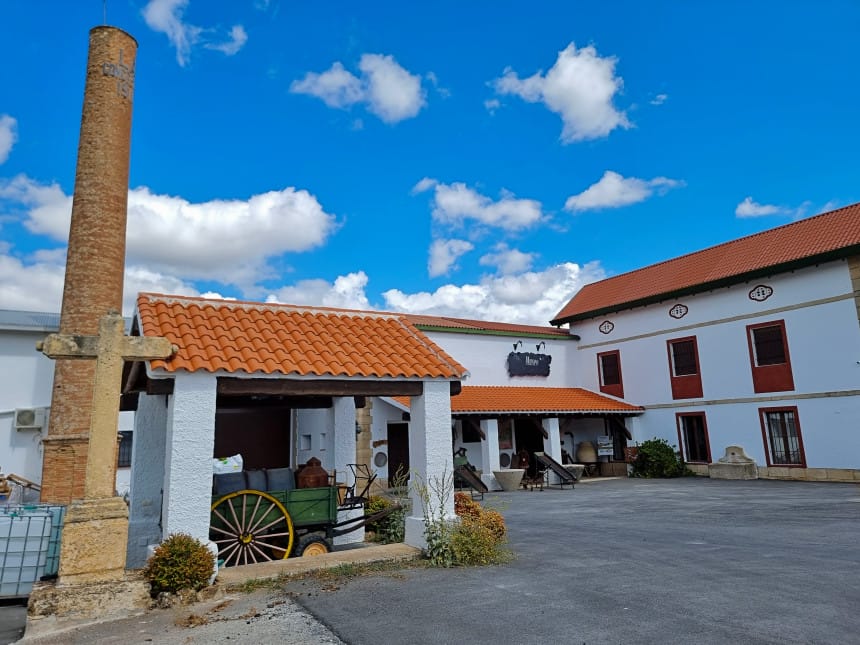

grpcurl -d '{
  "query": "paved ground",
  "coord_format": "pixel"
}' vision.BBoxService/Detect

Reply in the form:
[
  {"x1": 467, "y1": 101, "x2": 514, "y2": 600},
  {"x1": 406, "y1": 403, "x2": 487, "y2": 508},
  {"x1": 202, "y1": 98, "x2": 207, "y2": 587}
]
[
  {"x1": 3, "y1": 478, "x2": 859, "y2": 644},
  {"x1": 285, "y1": 478, "x2": 860, "y2": 645}
]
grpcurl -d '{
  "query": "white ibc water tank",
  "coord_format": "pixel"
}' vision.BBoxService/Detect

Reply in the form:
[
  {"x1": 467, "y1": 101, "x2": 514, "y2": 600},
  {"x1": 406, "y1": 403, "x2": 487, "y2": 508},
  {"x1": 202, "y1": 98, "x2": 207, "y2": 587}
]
[{"x1": 0, "y1": 512, "x2": 53, "y2": 598}]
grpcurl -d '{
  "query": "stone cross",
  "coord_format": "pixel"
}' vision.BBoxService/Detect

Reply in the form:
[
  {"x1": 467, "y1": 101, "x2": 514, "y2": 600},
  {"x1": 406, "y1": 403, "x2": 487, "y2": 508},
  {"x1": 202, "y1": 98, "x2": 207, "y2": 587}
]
[{"x1": 38, "y1": 310, "x2": 175, "y2": 499}]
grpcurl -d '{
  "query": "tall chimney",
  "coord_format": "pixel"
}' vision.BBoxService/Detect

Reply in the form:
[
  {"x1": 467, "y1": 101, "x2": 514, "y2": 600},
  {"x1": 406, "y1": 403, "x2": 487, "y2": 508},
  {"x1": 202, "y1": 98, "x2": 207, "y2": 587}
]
[{"x1": 41, "y1": 26, "x2": 137, "y2": 504}]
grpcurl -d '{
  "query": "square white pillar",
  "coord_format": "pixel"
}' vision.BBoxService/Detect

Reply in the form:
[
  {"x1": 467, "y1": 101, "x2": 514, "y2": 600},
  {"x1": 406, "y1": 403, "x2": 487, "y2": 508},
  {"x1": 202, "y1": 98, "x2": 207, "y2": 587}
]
[
  {"x1": 480, "y1": 418, "x2": 502, "y2": 491},
  {"x1": 126, "y1": 393, "x2": 167, "y2": 568},
  {"x1": 332, "y1": 396, "x2": 363, "y2": 545},
  {"x1": 542, "y1": 417, "x2": 562, "y2": 485},
  {"x1": 405, "y1": 380, "x2": 455, "y2": 549},
  {"x1": 162, "y1": 372, "x2": 217, "y2": 556}
]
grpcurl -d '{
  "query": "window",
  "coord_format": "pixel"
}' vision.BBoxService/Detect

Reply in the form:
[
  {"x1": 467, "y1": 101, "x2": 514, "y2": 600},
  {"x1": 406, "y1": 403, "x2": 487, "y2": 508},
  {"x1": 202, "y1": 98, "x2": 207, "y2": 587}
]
[
  {"x1": 117, "y1": 431, "x2": 133, "y2": 468},
  {"x1": 597, "y1": 350, "x2": 624, "y2": 398},
  {"x1": 676, "y1": 413, "x2": 710, "y2": 464},
  {"x1": 667, "y1": 336, "x2": 703, "y2": 399},
  {"x1": 759, "y1": 407, "x2": 806, "y2": 467},
  {"x1": 747, "y1": 320, "x2": 794, "y2": 393}
]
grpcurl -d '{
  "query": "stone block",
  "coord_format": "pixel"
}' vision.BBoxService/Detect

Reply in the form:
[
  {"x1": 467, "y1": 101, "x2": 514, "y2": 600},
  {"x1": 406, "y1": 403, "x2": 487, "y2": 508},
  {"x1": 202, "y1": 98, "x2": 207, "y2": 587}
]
[
  {"x1": 58, "y1": 496, "x2": 129, "y2": 583},
  {"x1": 806, "y1": 469, "x2": 828, "y2": 481},
  {"x1": 709, "y1": 462, "x2": 758, "y2": 480}
]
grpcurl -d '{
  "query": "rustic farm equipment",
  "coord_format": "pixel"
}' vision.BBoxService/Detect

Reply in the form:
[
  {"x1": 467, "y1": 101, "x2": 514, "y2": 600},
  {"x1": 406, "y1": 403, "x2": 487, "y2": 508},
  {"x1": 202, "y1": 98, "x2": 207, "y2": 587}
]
[{"x1": 210, "y1": 463, "x2": 399, "y2": 567}]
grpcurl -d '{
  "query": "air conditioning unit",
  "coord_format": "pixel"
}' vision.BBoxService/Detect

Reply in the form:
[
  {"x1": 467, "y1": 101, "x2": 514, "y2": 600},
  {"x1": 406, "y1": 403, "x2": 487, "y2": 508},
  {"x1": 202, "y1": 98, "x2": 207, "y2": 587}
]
[{"x1": 14, "y1": 407, "x2": 47, "y2": 431}]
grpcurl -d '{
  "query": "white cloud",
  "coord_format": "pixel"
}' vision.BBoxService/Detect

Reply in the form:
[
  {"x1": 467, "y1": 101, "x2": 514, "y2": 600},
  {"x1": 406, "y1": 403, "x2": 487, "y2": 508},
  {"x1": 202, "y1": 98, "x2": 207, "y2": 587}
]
[
  {"x1": 142, "y1": 0, "x2": 201, "y2": 66},
  {"x1": 735, "y1": 196, "x2": 783, "y2": 218},
  {"x1": 290, "y1": 62, "x2": 364, "y2": 109},
  {"x1": 359, "y1": 54, "x2": 425, "y2": 122},
  {"x1": 650, "y1": 93, "x2": 668, "y2": 106},
  {"x1": 413, "y1": 178, "x2": 544, "y2": 231},
  {"x1": 204, "y1": 25, "x2": 248, "y2": 56},
  {"x1": 425, "y1": 71, "x2": 451, "y2": 98},
  {"x1": 142, "y1": 0, "x2": 247, "y2": 66},
  {"x1": 383, "y1": 261, "x2": 606, "y2": 326},
  {"x1": 291, "y1": 54, "x2": 426, "y2": 123},
  {"x1": 428, "y1": 239, "x2": 474, "y2": 277},
  {"x1": 493, "y1": 42, "x2": 630, "y2": 143},
  {"x1": 0, "y1": 115, "x2": 17, "y2": 164},
  {"x1": 0, "y1": 251, "x2": 203, "y2": 315},
  {"x1": 1, "y1": 175, "x2": 338, "y2": 289},
  {"x1": 266, "y1": 271, "x2": 372, "y2": 310},
  {"x1": 484, "y1": 98, "x2": 501, "y2": 115},
  {"x1": 479, "y1": 244, "x2": 535, "y2": 275},
  {"x1": 564, "y1": 170, "x2": 683, "y2": 212}
]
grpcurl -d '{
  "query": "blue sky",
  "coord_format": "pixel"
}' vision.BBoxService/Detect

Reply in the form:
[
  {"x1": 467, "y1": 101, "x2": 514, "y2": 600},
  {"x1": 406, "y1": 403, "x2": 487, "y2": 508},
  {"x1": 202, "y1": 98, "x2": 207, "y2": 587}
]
[{"x1": 1, "y1": 0, "x2": 858, "y2": 324}]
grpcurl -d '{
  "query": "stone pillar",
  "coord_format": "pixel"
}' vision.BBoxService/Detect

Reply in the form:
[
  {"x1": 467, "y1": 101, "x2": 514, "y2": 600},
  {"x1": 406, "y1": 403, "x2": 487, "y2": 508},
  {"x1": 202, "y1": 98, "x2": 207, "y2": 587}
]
[
  {"x1": 405, "y1": 381, "x2": 455, "y2": 549},
  {"x1": 542, "y1": 417, "x2": 562, "y2": 485},
  {"x1": 126, "y1": 393, "x2": 168, "y2": 568},
  {"x1": 41, "y1": 26, "x2": 137, "y2": 504},
  {"x1": 332, "y1": 397, "x2": 362, "y2": 545},
  {"x1": 162, "y1": 373, "x2": 217, "y2": 558},
  {"x1": 480, "y1": 418, "x2": 501, "y2": 490},
  {"x1": 355, "y1": 399, "x2": 372, "y2": 473}
]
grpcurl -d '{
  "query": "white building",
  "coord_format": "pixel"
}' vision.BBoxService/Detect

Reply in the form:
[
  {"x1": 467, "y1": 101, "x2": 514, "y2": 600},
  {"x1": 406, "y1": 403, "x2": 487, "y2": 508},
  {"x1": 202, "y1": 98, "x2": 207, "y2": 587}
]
[
  {"x1": 551, "y1": 202, "x2": 860, "y2": 481},
  {"x1": 0, "y1": 310, "x2": 135, "y2": 494}
]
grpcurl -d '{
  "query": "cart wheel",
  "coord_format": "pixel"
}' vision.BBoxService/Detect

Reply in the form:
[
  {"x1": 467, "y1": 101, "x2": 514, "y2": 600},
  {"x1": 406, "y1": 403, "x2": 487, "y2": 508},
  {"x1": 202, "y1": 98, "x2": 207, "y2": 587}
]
[
  {"x1": 210, "y1": 490, "x2": 294, "y2": 567},
  {"x1": 294, "y1": 533, "x2": 332, "y2": 557}
]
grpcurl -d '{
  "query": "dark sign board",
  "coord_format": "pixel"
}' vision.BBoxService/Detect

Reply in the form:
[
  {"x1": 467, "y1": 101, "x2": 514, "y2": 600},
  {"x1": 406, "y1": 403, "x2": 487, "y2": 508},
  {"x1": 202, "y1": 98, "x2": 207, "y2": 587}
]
[{"x1": 507, "y1": 351, "x2": 551, "y2": 377}]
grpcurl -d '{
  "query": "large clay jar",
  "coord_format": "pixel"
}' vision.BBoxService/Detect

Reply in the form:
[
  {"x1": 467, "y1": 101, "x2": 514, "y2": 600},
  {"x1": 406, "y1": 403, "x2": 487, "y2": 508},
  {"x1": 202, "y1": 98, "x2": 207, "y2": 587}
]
[
  {"x1": 296, "y1": 457, "x2": 329, "y2": 488},
  {"x1": 576, "y1": 441, "x2": 597, "y2": 463}
]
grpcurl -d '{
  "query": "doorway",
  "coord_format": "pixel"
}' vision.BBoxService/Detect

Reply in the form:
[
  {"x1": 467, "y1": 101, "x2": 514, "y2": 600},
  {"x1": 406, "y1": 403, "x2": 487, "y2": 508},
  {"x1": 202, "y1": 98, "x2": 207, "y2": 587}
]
[
  {"x1": 514, "y1": 418, "x2": 545, "y2": 478},
  {"x1": 387, "y1": 422, "x2": 410, "y2": 484}
]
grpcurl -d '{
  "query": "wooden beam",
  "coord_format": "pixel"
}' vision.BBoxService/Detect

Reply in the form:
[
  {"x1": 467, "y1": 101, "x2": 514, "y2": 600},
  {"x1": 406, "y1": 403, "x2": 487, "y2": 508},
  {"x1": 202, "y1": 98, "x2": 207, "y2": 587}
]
[
  {"x1": 146, "y1": 378, "x2": 174, "y2": 395},
  {"x1": 217, "y1": 378, "x2": 426, "y2": 397}
]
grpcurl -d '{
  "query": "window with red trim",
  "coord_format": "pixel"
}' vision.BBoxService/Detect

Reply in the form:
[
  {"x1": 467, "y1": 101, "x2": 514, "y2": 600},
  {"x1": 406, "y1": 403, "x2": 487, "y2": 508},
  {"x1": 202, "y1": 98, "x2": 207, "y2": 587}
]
[
  {"x1": 676, "y1": 413, "x2": 710, "y2": 464},
  {"x1": 597, "y1": 350, "x2": 624, "y2": 398},
  {"x1": 747, "y1": 320, "x2": 794, "y2": 393},
  {"x1": 759, "y1": 407, "x2": 806, "y2": 467},
  {"x1": 667, "y1": 336, "x2": 703, "y2": 399}
]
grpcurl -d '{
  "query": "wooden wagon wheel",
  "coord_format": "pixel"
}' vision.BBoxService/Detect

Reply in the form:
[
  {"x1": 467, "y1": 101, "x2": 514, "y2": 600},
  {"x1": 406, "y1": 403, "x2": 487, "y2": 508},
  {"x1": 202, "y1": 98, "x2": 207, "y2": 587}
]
[{"x1": 210, "y1": 490, "x2": 295, "y2": 567}]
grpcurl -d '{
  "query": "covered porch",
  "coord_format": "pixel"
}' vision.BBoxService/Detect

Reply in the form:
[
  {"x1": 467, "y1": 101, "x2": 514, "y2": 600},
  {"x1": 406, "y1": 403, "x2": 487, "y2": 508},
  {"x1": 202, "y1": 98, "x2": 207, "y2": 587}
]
[{"x1": 122, "y1": 293, "x2": 467, "y2": 568}]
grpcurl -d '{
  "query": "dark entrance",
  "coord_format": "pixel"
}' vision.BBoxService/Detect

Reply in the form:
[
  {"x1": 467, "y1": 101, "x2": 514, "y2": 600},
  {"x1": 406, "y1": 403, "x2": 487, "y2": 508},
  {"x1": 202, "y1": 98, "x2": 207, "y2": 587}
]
[
  {"x1": 514, "y1": 418, "x2": 545, "y2": 478},
  {"x1": 387, "y1": 422, "x2": 410, "y2": 483}
]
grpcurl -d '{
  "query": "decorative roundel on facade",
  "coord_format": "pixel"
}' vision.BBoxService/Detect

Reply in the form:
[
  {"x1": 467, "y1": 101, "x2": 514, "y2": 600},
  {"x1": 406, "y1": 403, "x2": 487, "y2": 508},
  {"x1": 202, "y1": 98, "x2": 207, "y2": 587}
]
[
  {"x1": 749, "y1": 284, "x2": 774, "y2": 302},
  {"x1": 669, "y1": 303, "x2": 689, "y2": 319},
  {"x1": 598, "y1": 320, "x2": 614, "y2": 334},
  {"x1": 374, "y1": 452, "x2": 388, "y2": 467}
]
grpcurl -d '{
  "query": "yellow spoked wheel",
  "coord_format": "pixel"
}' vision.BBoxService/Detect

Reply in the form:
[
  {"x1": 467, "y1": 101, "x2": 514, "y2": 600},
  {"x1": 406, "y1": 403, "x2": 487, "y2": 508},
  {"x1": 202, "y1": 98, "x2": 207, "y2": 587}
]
[{"x1": 210, "y1": 490, "x2": 294, "y2": 567}]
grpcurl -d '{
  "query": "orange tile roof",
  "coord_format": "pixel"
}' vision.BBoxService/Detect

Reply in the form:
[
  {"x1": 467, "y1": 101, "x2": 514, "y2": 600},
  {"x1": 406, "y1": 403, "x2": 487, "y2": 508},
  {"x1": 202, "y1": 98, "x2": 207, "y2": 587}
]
[
  {"x1": 135, "y1": 293, "x2": 468, "y2": 379},
  {"x1": 393, "y1": 386, "x2": 642, "y2": 414},
  {"x1": 552, "y1": 202, "x2": 860, "y2": 324},
  {"x1": 404, "y1": 314, "x2": 571, "y2": 338}
]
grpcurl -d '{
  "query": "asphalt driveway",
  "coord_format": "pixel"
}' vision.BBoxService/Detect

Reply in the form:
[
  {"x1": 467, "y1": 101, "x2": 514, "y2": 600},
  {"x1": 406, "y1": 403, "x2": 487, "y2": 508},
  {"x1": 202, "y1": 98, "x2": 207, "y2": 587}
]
[{"x1": 286, "y1": 478, "x2": 860, "y2": 645}]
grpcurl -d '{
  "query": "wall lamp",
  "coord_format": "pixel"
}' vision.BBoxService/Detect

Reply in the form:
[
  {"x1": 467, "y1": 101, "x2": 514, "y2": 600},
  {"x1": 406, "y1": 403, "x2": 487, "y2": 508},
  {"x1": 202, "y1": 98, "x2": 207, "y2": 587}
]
[
  {"x1": 512, "y1": 340, "x2": 523, "y2": 351},
  {"x1": 535, "y1": 341, "x2": 546, "y2": 352}
]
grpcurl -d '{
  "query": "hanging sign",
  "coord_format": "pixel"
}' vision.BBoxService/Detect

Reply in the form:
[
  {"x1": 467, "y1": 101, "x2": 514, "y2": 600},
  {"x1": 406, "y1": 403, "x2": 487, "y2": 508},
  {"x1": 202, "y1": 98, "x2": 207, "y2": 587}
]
[{"x1": 507, "y1": 351, "x2": 552, "y2": 377}]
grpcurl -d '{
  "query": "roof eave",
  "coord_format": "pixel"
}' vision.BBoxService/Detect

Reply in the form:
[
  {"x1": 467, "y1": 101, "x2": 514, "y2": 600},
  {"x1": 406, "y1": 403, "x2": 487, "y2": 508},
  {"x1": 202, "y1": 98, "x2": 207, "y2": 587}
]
[
  {"x1": 550, "y1": 246, "x2": 860, "y2": 326},
  {"x1": 415, "y1": 324, "x2": 572, "y2": 340}
]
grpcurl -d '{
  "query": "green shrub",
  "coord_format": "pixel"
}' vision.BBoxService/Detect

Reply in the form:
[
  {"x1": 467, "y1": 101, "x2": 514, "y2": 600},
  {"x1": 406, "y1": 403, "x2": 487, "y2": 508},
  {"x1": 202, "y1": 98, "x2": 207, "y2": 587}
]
[
  {"x1": 450, "y1": 517, "x2": 501, "y2": 566},
  {"x1": 143, "y1": 533, "x2": 215, "y2": 596},
  {"x1": 364, "y1": 495, "x2": 406, "y2": 544},
  {"x1": 630, "y1": 438, "x2": 692, "y2": 478}
]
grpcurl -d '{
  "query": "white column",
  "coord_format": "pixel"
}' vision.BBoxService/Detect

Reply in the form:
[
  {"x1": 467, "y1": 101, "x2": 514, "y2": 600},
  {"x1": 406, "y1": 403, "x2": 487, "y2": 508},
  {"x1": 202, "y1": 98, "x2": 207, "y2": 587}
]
[
  {"x1": 480, "y1": 418, "x2": 502, "y2": 491},
  {"x1": 126, "y1": 393, "x2": 167, "y2": 568},
  {"x1": 332, "y1": 396, "x2": 363, "y2": 545},
  {"x1": 405, "y1": 380, "x2": 455, "y2": 549},
  {"x1": 542, "y1": 417, "x2": 562, "y2": 485},
  {"x1": 162, "y1": 372, "x2": 217, "y2": 560}
]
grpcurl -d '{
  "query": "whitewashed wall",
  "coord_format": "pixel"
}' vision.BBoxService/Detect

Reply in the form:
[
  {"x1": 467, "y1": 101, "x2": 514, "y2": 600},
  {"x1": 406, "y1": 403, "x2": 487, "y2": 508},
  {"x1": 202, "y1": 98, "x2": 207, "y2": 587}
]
[
  {"x1": 569, "y1": 260, "x2": 860, "y2": 467},
  {"x1": 422, "y1": 330, "x2": 575, "y2": 387}
]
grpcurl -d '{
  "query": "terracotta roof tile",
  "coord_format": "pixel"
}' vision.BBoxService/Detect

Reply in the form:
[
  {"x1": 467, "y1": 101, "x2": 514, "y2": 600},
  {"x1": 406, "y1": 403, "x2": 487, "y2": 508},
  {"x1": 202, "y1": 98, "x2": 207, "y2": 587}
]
[
  {"x1": 552, "y1": 202, "x2": 860, "y2": 324},
  {"x1": 136, "y1": 293, "x2": 468, "y2": 379},
  {"x1": 393, "y1": 386, "x2": 642, "y2": 414},
  {"x1": 404, "y1": 314, "x2": 571, "y2": 337}
]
